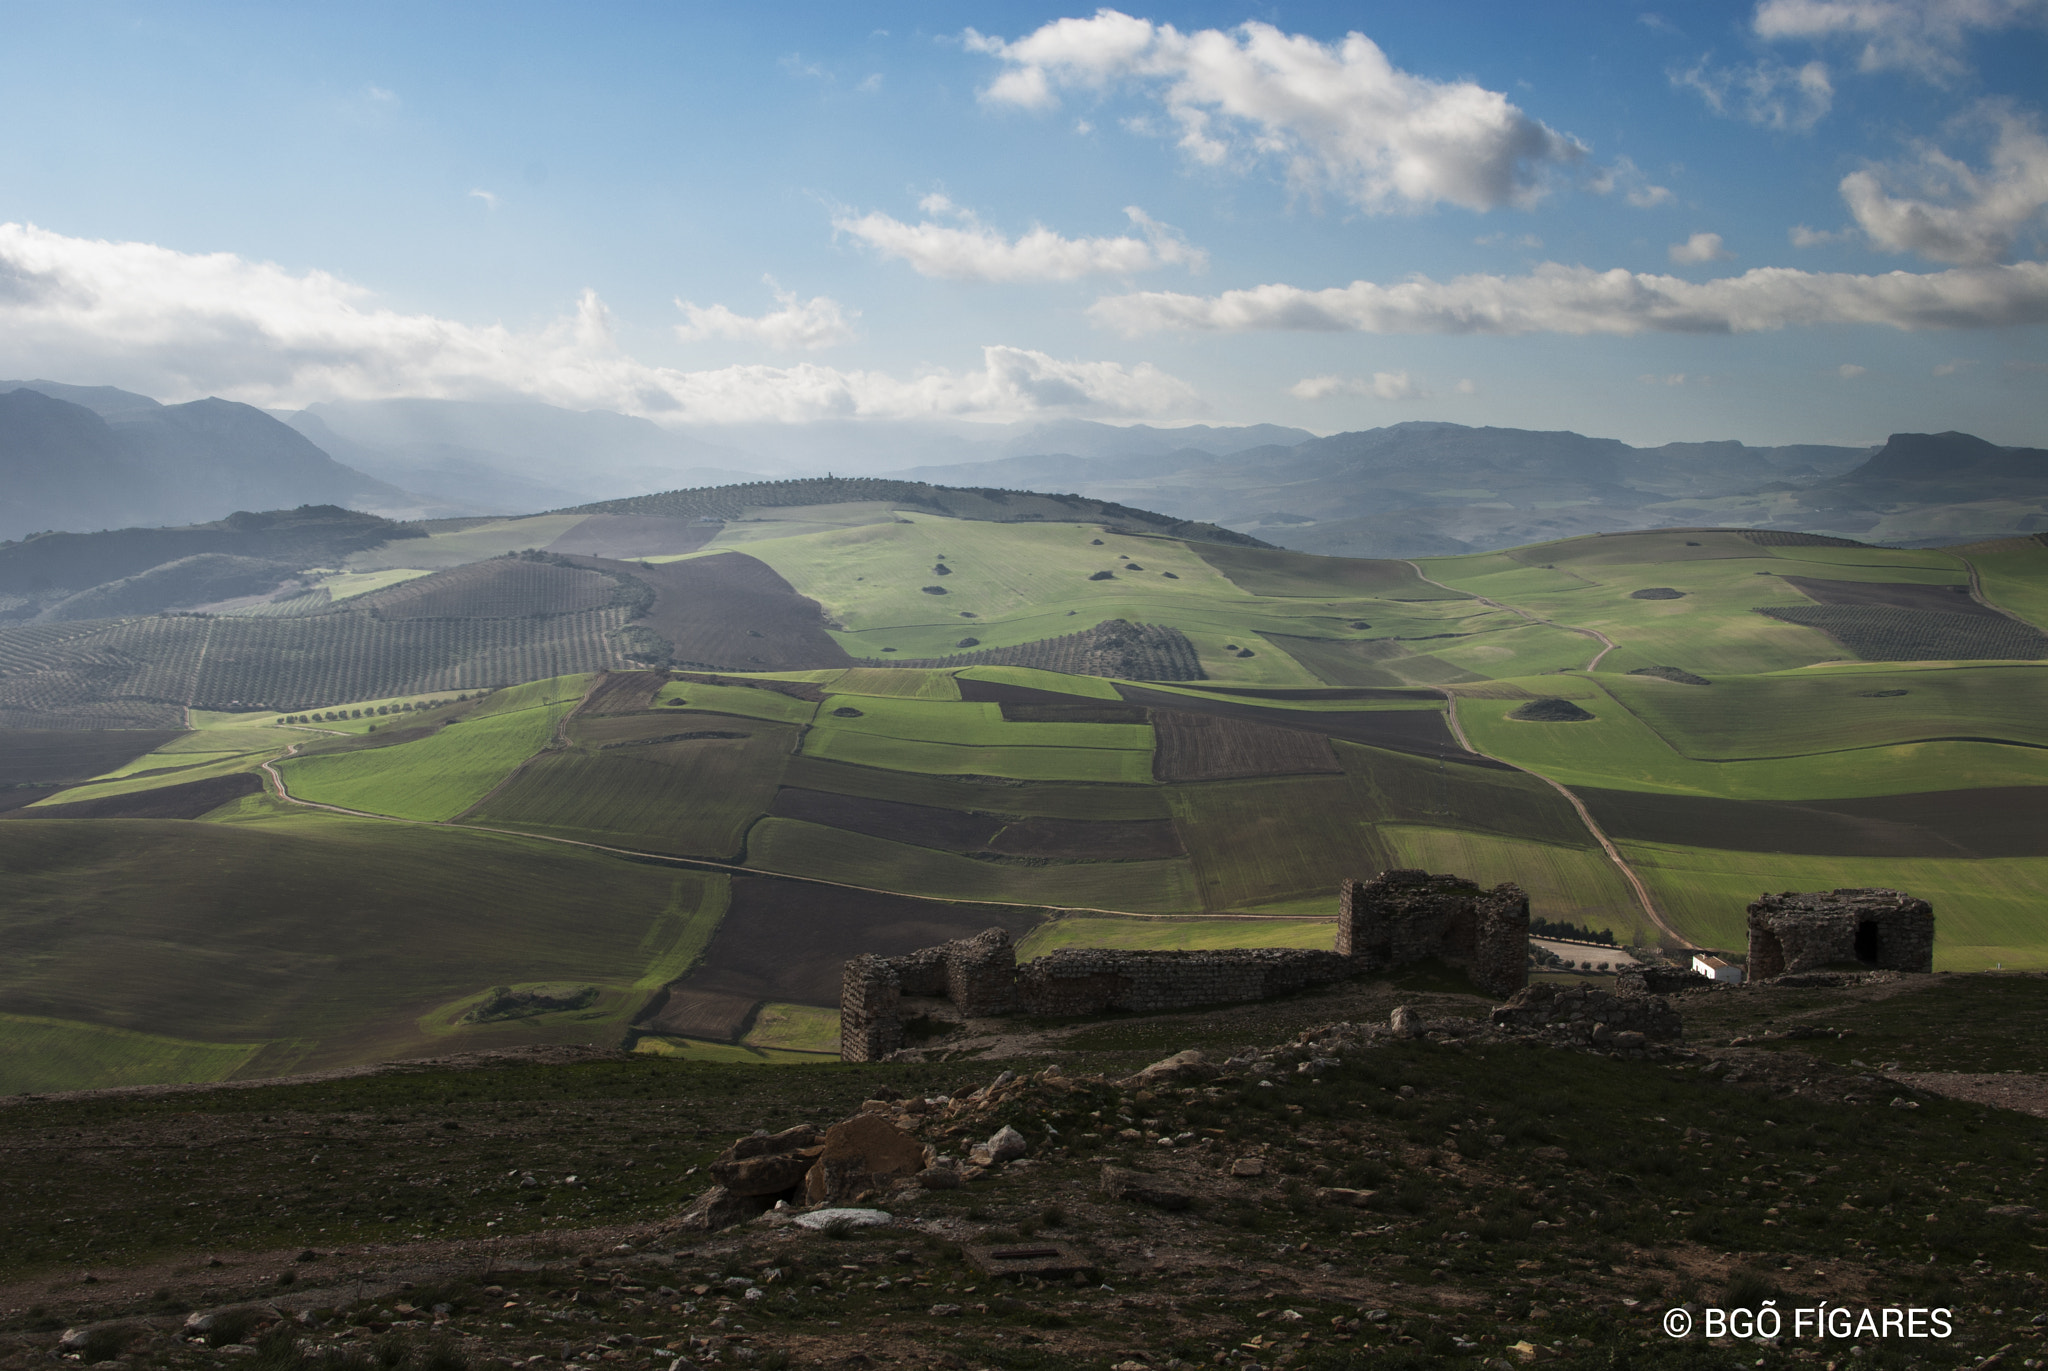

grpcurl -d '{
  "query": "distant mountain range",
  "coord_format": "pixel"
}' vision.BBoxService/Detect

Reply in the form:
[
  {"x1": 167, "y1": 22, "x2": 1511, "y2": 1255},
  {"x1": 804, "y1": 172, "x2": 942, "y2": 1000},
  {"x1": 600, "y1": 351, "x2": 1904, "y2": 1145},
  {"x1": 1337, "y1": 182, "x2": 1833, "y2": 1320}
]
[
  {"x1": 4, "y1": 379, "x2": 2044, "y2": 554},
  {"x1": 0, "y1": 382, "x2": 420, "y2": 542}
]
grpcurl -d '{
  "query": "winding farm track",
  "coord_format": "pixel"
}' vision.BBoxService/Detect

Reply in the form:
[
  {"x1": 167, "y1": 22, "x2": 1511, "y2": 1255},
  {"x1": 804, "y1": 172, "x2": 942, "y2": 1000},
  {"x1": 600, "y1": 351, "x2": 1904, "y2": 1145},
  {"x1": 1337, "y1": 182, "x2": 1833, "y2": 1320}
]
[{"x1": 1401, "y1": 558, "x2": 1688, "y2": 950}]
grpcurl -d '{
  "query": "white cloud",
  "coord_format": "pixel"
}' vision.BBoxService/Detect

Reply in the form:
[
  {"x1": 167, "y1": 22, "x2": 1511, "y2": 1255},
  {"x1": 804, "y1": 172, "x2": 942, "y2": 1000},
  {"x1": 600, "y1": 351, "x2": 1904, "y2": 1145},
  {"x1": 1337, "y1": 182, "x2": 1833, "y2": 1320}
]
[
  {"x1": 674, "y1": 287, "x2": 859, "y2": 351},
  {"x1": 832, "y1": 200, "x2": 1205, "y2": 281},
  {"x1": 1639, "y1": 372, "x2": 1690, "y2": 385},
  {"x1": 0, "y1": 222, "x2": 1196, "y2": 423},
  {"x1": 1456, "y1": 377, "x2": 1478, "y2": 394},
  {"x1": 1586, "y1": 156, "x2": 1676, "y2": 207},
  {"x1": 1670, "y1": 231, "x2": 1735, "y2": 263},
  {"x1": 1932, "y1": 357, "x2": 1974, "y2": 374},
  {"x1": 1671, "y1": 55, "x2": 1834, "y2": 130},
  {"x1": 1753, "y1": 0, "x2": 2048, "y2": 80},
  {"x1": 1838, "y1": 106, "x2": 2048, "y2": 264},
  {"x1": 1789, "y1": 223, "x2": 1854, "y2": 246},
  {"x1": 1088, "y1": 258, "x2": 2048, "y2": 336},
  {"x1": 1288, "y1": 370, "x2": 1424, "y2": 400},
  {"x1": 1838, "y1": 362, "x2": 1868, "y2": 377},
  {"x1": 857, "y1": 73, "x2": 884, "y2": 93},
  {"x1": 965, "y1": 11, "x2": 1585, "y2": 213},
  {"x1": 467, "y1": 189, "x2": 500, "y2": 211}
]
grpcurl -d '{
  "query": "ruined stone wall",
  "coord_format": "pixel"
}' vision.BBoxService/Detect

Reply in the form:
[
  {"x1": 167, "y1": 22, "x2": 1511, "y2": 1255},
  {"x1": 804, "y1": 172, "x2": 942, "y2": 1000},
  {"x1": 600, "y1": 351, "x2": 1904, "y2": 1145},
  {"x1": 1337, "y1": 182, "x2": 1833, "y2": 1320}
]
[
  {"x1": 1338, "y1": 869, "x2": 1530, "y2": 998},
  {"x1": 1014, "y1": 948, "x2": 1357, "y2": 1017},
  {"x1": 942, "y1": 928, "x2": 1019, "y2": 1017},
  {"x1": 1490, "y1": 982, "x2": 1684, "y2": 1043},
  {"x1": 1747, "y1": 889, "x2": 1934, "y2": 979},
  {"x1": 839, "y1": 955, "x2": 902, "y2": 1063},
  {"x1": 1616, "y1": 966, "x2": 1712, "y2": 996}
]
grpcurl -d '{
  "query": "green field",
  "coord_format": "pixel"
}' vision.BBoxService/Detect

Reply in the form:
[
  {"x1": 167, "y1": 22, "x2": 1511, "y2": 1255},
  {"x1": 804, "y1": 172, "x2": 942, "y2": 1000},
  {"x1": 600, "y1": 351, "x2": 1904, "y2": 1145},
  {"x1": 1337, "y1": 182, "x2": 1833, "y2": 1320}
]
[
  {"x1": 1169, "y1": 775, "x2": 1389, "y2": 912},
  {"x1": 739, "y1": 1001, "x2": 841, "y2": 1053},
  {"x1": 0, "y1": 1013, "x2": 267, "y2": 1094},
  {"x1": 743, "y1": 816, "x2": 1202, "y2": 912},
  {"x1": 1014, "y1": 914, "x2": 1338, "y2": 958},
  {"x1": 801, "y1": 695, "x2": 1156, "y2": 783},
  {"x1": 1967, "y1": 540, "x2": 2048, "y2": 629},
  {"x1": 0, "y1": 814, "x2": 729, "y2": 1087},
  {"x1": 780, "y1": 753, "x2": 1171, "y2": 820},
  {"x1": 1620, "y1": 841, "x2": 2048, "y2": 969},
  {"x1": 465, "y1": 725, "x2": 794, "y2": 859},
  {"x1": 277, "y1": 680, "x2": 582, "y2": 820}
]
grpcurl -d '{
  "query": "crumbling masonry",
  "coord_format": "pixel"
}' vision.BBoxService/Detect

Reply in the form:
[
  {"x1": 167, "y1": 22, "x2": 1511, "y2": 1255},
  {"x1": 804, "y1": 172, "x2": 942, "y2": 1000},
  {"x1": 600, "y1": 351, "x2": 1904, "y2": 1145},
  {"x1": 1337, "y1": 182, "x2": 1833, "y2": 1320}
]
[
  {"x1": 1746, "y1": 888, "x2": 1935, "y2": 980},
  {"x1": 841, "y1": 868, "x2": 1531, "y2": 1061}
]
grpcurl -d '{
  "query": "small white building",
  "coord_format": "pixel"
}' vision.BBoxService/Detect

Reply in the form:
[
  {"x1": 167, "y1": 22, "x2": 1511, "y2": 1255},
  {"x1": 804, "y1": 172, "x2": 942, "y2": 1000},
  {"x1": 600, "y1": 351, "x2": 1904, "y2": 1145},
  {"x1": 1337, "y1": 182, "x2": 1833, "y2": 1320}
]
[{"x1": 1692, "y1": 953, "x2": 1744, "y2": 985}]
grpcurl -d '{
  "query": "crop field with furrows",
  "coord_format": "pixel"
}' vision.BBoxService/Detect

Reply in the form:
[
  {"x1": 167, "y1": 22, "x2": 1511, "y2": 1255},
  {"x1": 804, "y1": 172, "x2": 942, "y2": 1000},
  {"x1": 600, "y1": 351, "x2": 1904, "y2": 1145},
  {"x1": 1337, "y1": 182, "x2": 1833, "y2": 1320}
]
[
  {"x1": 653, "y1": 676, "x2": 822, "y2": 724},
  {"x1": 1598, "y1": 664, "x2": 2048, "y2": 758},
  {"x1": 563, "y1": 710, "x2": 759, "y2": 748},
  {"x1": 1778, "y1": 574, "x2": 2001, "y2": 615},
  {"x1": 464, "y1": 727, "x2": 796, "y2": 859},
  {"x1": 0, "y1": 728, "x2": 184, "y2": 784},
  {"x1": 567, "y1": 551, "x2": 854, "y2": 674},
  {"x1": 355, "y1": 556, "x2": 622, "y2": 618},
  {"x1": 956, "y1": 663, "x2": 1125, "y2": 699},
  {"x1": 1168, "y1": 775, "x2": 1391, "y2": 912},
  {"x1": 1754, "y1": 604, "x2": 2048, "y2": 660},
  {"x1": 342, "y1": 513, "x2": 592, "y2": 570},
  {"x1": 778, "y1": 752, "x2": 1171, "y2": 820},
  {"x1": 1616, "y1": 840, "x2": 2048, "y2": 968},
  {"x1": 1188, "y1": 542, "x2": 1470, "y2": 599},
  {"x1": 986, "y1": 812, "x2": 1184, "y2": 860},
  {"x1": 1964, "y1": 537, "x2": 2048, "y2": 627},
  {"x1": 0, "y1": 814, "x2": 726, "y2": 1086},
  {"x1": 666, "y1": 873, "x2": 1046, "y2": 1010},
  {"x1": 15, "y1": 771, "x2": 264, "y2": 820},
  {"x1": 800, "y1": 695, "x2": 1156, "y2": 783},
  {"x1": 1146, "y1": 681, "x2": 1445, "y2": 709},
  {"x1": 1013, "y1": 914, "x2": 1339, "y2": 958},
  {"x1": 0, "y1": 1012, "x2": 266, "y2": 1095},
  {"x1": 575, "y1": 667, "x2": 671, "y2": 714},
  {"x1": 1573, "y1": 783, "x2": 2048, "y2": 860},
  {"x1": 767, "y1": 785, "x2": 1004, "y2": 850},
  {"x1": 825, "y1": 666, "x2": 963, "y2": 699},
  {"x1": 0, "y1": 604, "x2": 630, "y2": 721},
  {"x1": 1453, "y1": 683, "x2": 2048, "y2": 798},
  {"x1": 998, "y1": 700, "x2": 1151, "y2": 723},
  {"x1": 24, "y1": 747, "x2": 278, "y2": 809},
  {"x1": 276, "y1": 693, "x2": 570, "y2": 820},
  {"x1": 1151, "y1": 709, "x2": 1342, "y2": 781},
  {"x1": 1377, "y1": 824, "x2": 1649, "y2": 943},
  {"x1": 869, "y1": 617, "x2": 1207, "y2": 680},
  {"x1": 743, "y1": 817, "x2": 1203, "y2": 913},
  {"x1": 1334, "y1": 739, "x2": 1598, "y2": 848},
  {"x1": 638, "y1": 985, "x2": 761, "y2": 1042}
]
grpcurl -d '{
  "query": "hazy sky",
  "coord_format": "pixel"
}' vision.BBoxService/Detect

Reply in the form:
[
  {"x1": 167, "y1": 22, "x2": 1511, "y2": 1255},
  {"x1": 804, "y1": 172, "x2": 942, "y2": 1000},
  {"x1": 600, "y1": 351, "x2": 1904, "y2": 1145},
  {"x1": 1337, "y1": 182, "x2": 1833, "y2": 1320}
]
[{"x1": 2, "y1": 1, "x2": 2044, "y2": 445}]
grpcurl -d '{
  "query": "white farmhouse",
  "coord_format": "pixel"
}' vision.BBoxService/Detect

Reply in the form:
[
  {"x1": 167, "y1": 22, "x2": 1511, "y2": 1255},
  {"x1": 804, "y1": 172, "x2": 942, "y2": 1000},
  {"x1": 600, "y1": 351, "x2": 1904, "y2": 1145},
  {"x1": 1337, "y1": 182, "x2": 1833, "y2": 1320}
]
[{"x1": 1691, "y1": 953, "x2": 1744, "y2": 985}]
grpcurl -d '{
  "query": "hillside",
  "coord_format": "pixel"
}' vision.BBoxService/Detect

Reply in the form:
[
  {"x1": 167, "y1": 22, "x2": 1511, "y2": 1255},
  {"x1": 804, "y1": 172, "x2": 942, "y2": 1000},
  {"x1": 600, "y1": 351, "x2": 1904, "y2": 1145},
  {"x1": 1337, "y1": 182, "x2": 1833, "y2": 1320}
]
[
  {"x1": 0, "y1": 384, "x2": 421, "y2": 539},
  {"x1": 0, "y1": 511, "x2": 2044, "y2": 1092}
]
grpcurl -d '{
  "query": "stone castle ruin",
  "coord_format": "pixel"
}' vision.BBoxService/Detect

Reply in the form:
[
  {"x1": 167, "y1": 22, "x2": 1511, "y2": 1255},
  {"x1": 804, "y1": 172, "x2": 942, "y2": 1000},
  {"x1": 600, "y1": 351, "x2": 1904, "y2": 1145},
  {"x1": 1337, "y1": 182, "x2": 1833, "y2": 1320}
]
[
  {"x1": 1747, "y1": 888, "x2": 1935, "y2": 979},
  {"x1": 841, "y1": 868, "x2": 1530, "y2": 1061}
]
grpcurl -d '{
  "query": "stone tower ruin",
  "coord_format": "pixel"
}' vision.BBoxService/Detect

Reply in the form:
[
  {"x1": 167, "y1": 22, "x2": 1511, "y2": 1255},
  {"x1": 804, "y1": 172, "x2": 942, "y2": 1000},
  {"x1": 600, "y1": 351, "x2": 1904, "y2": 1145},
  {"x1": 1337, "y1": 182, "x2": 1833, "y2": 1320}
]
[
  {"x1": 1336, "y1": 869, "x2": 1530, "y2": 998},
  {"x1": 1746, "y1": 888, "x2": 1934, "y2": 979}
]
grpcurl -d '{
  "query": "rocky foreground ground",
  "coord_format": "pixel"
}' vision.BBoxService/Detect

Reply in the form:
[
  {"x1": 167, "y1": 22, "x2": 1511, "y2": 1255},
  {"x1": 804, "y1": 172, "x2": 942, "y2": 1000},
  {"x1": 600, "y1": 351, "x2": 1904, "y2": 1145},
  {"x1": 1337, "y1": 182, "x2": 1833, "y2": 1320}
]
[{"x1": 2, "y1": 970, "x2": 2044, "y2": 1371}]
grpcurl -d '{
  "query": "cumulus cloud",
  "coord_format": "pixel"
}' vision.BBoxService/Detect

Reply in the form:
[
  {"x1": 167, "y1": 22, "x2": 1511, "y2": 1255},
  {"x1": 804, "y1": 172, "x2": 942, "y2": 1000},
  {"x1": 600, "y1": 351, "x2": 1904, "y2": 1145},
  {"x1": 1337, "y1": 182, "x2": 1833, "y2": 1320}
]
[
  {"x1": 965, "y1": 10, "x2": 1585, "y2": 213},
  {"x1": 674, "y1": 286, "x2": 859, "y2": 350},
  {"x1": 1753, "y1": 0, "x2": 2048, "y2": 80},
  {"x1": 1838, "y1": 106, "x2": 2048, "y2": 264},
  {"x1": 1288, "y1": 370, "x2": 1424, "y2": 400},
  {"x1": 1838, "y1": 362, "x2": 1868, "y2": 377},
  {"x1": 1671, "y1": 55, "x2": 1834, "y2": 130},
  {"x1": 1670, "y1": 231, "x2": 1735, "y2": 263},
  {"x1": 831, "y1": 197, "x2": 1205, "y2": 280},
  {"x1": 1790, "y1": 224, "x2": 1855, "y2": 246},
  {"x1": 1088, "y1": 258, "x2": 2048, "y2": 336},
  {"x1": 0, "y1": 222, "x2": 1196, "y2": 423}
]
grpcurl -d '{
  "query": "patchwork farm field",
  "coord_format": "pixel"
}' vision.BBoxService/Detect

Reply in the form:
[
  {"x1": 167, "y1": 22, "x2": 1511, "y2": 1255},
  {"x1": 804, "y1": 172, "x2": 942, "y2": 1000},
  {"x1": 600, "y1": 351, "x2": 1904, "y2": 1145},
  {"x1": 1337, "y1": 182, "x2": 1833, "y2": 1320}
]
[{"x1": 9, "y1": 506, "x2": 2048, "y2": 1086}]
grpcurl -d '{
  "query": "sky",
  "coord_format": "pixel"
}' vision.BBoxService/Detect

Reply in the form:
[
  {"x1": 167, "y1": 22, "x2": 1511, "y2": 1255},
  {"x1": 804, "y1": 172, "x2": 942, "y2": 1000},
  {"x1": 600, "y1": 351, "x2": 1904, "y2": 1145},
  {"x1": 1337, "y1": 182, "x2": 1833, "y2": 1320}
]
[{"x1": 0, "y1": 0, "x2": 2044, "y2": 447}]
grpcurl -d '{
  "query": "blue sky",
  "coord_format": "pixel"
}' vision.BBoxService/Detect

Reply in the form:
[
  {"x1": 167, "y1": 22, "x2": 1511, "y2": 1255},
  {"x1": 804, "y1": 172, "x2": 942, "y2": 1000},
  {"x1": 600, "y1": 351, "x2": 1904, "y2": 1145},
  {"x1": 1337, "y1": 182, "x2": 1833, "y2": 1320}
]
[{"x1": 0, "y1": 0, "x2": 2043, "y2": 446}]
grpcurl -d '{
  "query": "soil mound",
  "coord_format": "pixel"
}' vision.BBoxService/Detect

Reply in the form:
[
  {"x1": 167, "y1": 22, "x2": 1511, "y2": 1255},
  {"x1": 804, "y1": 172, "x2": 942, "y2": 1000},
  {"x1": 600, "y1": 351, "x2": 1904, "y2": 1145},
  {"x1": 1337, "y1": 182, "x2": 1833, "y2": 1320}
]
[
  {"x1": 1626, "y1": 665, "x2": 1710, "y2": 685},
  {"x1": 1508, "y1": 697, "x2": 1595, "y2": 722}
]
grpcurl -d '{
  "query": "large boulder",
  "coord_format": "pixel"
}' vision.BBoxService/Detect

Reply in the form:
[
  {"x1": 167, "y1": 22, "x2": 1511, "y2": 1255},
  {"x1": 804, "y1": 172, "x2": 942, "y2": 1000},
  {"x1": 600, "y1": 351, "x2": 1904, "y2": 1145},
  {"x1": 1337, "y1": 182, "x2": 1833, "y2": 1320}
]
[
  {"x1": 802, "y1": 1114, "x2": 929, "y2": 1205},
  {"x1": 711, "y1": 1123, "x2": 824, "y2": 1197},
  {"x1": 1120, "y1": 1049, "x2": 1219, "y2": 1088},
  {"x1": 676, "y1": 1186, "x2": 771, "y2": 1232}
]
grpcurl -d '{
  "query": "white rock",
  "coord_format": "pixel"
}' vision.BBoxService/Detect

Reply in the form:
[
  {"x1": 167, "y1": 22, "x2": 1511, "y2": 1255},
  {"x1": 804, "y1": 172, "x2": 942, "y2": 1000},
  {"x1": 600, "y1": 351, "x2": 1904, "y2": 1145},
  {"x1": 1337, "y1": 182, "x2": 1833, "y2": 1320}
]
[{"x1": 792, "y1": 1207, "x2": 894, "y2": 1231}]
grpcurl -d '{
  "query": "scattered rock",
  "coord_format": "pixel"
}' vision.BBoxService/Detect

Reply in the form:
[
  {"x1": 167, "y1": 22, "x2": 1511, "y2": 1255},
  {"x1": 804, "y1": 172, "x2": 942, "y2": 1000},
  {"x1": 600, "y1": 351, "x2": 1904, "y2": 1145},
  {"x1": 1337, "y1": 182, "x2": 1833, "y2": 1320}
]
[
  {"x1": 1230, "y1": 1158, "x2": 1266, "y2": 1178},
  {"x1": 677, "y1": 1186, "x2": 772, "y2": 1233},
  {"x1": 1122, "y1": 1049, "x2": 1220, "y2": 1087},
  {"x1": 969, "y1": 1125, "x2": 1029, "y2": 1166},
  {"x1": 1390, "y1": 1006, "x2": 1423, "y2": 1038},
  {"x1": 1102, "y1": 1165, "x2": 1192, "y2": 1210},
  {"x1": 1531, "y1": 1146, "x2": 1571, "y2": 1164},
  {"x1": 1316, "y1": 1187, "x2": 1378, "y2": 1208}
]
